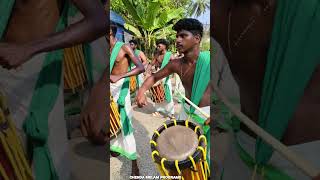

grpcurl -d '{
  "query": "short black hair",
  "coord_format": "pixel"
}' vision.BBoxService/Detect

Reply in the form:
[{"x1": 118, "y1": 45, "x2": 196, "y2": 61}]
[
  {"x1": 156, "y1": 39, "x2": 169, "y2": 49},
  {"x1": 173, "y1": 18, "x2": 203, "y2": 38},
  {"x1": 129, "y1": 39, "x2": 138, "y2": 45},
  {"x1": 110, "y1": 23, "x2": 117, "y2": 37}
]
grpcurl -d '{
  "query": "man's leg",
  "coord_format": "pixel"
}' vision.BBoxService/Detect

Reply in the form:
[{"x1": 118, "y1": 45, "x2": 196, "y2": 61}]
[{"x1": 131, "y1": 160, "x2": 140, "y2": 176}]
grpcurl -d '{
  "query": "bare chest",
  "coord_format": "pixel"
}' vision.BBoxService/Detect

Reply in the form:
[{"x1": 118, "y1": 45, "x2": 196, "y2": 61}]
[
  {"x1": 213, "y1": 0, "x2": 320, "y2": 144},
  {"x1": 111, "y1": 49, "x2": 129, "y2": 75},
  {"x1": 3, "y1": 0, "x2": 60, "y2": 43}
]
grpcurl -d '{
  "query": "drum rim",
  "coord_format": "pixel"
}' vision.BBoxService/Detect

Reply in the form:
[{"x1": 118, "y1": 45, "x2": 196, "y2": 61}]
[{"x1": 150, "y1": 120, "x2": 206, "y2": 171}]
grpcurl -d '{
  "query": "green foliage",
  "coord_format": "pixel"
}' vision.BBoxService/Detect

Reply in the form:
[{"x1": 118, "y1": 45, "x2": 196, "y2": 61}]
[{"x1": 111, "y1": 0, "x2": 192, "y2": 58}]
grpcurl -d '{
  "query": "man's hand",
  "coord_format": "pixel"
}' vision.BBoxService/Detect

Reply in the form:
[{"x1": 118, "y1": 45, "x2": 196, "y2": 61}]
[
  {"x1": 80, "y1": 82, "x2": 107, "y2": 145},
  {"x1": 0, "y1": 43, "x2": 34, "y2": 69},
  {"x1": 136, "y1": 91, "x2": 147, "y2": 108},
  {"x1": 110, "y1": 75, "x2": 122, "y2": 83}
]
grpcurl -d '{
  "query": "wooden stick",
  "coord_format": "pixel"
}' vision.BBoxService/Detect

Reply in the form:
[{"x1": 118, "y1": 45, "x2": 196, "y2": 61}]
[
  {"x1": 212, "y1": 83, "x2": 319, "y2": 178},
  {"x1": 176, "y1": 91, "x2": 210, "y2": 119}
]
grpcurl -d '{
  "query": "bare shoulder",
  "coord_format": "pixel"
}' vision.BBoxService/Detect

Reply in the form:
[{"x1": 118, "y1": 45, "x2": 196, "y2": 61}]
[{"x1": 167, "y1": 59, "x2": 181, "y2": 72}]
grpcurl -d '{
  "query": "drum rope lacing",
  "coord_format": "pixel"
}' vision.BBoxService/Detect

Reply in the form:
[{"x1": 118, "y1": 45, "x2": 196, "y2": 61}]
[
  {"x1": 63, "y1": 44, "x2": 88, "y2": 93},
  {"x1": 109, "y1": 96, "x2": 121, "y2": 138},
  {"x1": 150, "y1": 118, "x2": 210, "y2": 180},
  {"x1": 0, "y1": 91, "x2": 33, "y2": 180}
]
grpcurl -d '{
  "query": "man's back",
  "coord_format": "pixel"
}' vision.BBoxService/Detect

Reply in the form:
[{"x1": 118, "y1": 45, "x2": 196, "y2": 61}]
[{"x1": 212, "y1": 0, "x2": 320, "y2": 145}]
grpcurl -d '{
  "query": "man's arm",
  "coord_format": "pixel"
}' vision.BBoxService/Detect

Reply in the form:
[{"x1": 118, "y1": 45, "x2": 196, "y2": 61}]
[
  {"x1": 80, "y1": 65, "x2": 107, "y2": 144},
  {"x1": 145, "y1": 56, "x2": 157, "y2": 72},
  {"x1": 30, "y1": 0, "x2": 107, "y2": 53},
  {"x1": 136, "y1": 61, "x2": 176, "y2": 107},
  {"x1": 139, "y1": 51, "x2": 148, "y2": 66},
  {"x1": 0, "y1": 0, "x2": 108, "y2": 69},
  {"x1": 138, "y1": 61, "x2": 175, "y2": 95},
  {"x1": 113, "y1": 45, "x2": 145, "y2": 80}
]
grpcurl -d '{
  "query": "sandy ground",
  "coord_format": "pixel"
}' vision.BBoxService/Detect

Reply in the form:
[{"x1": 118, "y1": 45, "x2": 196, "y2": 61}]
[
  {"x1": 109, "y1": 98, "x2": 182, "y2": 180},
  {"x1": 66, "y1": 98, "x2": 183, "y2": 180},
  {"x1": 66, "y1": 76, "x2": 184, "y2": 180}
]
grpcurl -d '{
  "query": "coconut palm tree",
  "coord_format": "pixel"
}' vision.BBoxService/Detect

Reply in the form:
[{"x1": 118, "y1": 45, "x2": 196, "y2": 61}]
[{"x1": 188, "y1": 0, "x2": 210, "y2": 17}]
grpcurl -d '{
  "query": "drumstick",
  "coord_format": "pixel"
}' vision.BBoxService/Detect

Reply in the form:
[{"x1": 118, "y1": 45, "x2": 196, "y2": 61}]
[
  {"x1": 211, "y1": 83, "x2": 319, "y2": 178},
  {"x1": 176, "y1": 91, "x2": 210, "y2": 119}
]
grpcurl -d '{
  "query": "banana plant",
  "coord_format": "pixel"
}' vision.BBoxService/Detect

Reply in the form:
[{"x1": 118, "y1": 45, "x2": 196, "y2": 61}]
[{"x1": 120, "y1": 0, "x2": 184, "y2": 58}]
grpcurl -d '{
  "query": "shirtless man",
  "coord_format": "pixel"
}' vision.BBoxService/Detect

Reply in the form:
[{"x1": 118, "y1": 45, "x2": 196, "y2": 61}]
[
  {"x1": 136, "y1": 18, "x2": 211, "y2": 165},
  {"x1": 129, "y1": 39, "x2": 148, "y2": 89},
  {"x1": 145, "y1": 39, "x2": 175, "y2": 118},
  {"x1": 108, "y1": 24, "x2": 144, "y2": 176},
  {"x1": 129, "y1": 39, "x2": 148, "y2": 67},
  {"x1": 147, "y1": 39, "x2": 170, "y2": 71},
  {"x1": 0, "y1": 0, "x2": 107, "y2": 179},
  {"x1": 213, "y1": 0, "x2": 320, "y2": 179}
]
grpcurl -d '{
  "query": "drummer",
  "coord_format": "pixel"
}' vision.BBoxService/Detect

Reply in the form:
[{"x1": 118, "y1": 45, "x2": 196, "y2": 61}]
[
  {"x1": 145, "y1": 39, "x2": 176, "y2": 119},
  {"x1": 109, "y1": 24, "x2": 145, "y2": 176},
  {"x1": 136, "y1": 18, "x2": 211, "y2": 163},
  {"x1": 213, "y1": 0, "x2": 320, "y2": 180}
]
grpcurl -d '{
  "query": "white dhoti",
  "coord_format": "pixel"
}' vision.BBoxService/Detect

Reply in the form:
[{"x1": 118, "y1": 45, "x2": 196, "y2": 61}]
[
  {"x1": 110, "y1": 78, "x2": 137, "y2": 160},
  {"x1": 0, "y1": 53, "x2": 70, "y2": 180},
  {"x1": 154, "y1": 77, "x2": 175, "y2": 116}
]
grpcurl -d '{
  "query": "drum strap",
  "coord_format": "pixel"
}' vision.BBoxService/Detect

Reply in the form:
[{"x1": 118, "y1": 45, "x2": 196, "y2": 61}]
[
  {"x1": 0, "y1": 1, "x2": 15, "y2": 38},
  {"x1": 189, "y1": 51, "x2": 210, "y2": 114},
  {"x1": 110, "y1": 41, "x2": 125, "y2": 72},
  {"x1": 117, "y1": 71, "x2": 133, "y2": 136},
  {"x1": 160, "y1": 51, "x2": 172, "y2": 102},
  {"x1": 22, "y1": 3, "x2": 75, "y2": 180},
  {"x1": 256, "y1": 0, "x2": 320, "y2": 165}
]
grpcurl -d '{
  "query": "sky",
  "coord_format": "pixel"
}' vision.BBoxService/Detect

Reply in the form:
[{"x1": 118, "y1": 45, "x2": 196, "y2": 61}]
[
  {"x1": 191, "y1": 1, "x2": 210, "y2": 25},
  {"x1": 193, "y1": 8, "x2": 210, "y2": 25}
]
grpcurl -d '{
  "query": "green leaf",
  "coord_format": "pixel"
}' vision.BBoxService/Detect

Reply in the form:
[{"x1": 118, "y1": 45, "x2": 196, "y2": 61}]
[
  {"x1": 124, "y1": 23, "x2": 142, "y2": 37},
  {"x1": 145, "y1": 1, "x2": 161, "y2": 30},
  {"x1": 121, "y1": 0, "x2": 142, "y2": 24}
]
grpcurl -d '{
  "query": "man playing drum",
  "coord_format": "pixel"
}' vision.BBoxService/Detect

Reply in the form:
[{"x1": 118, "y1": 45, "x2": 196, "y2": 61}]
[
  {"x1": 136, "y1": 18, "x2": 211, "y2": 165},
  {"x1": 129, "y1": 39, "x2": 148, "y2": 91},
  {"x1": 212, "y1": 0, "x2": 320, "y2": 179},
  {"x1": 109, "y1": 24, "x2": 145, "y2": 176},
  {"x1": 0, "y1": 0, "x2": 107, "y2": 179},
  {"x1": 145, "y1": 39, "x2": 176, "y2": 119}
]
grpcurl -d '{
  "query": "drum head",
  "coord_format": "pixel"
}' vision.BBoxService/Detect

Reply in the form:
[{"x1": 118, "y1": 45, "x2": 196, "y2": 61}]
[{"x1": 156, "y1": 125, "x2": 198, "y2": 161}]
